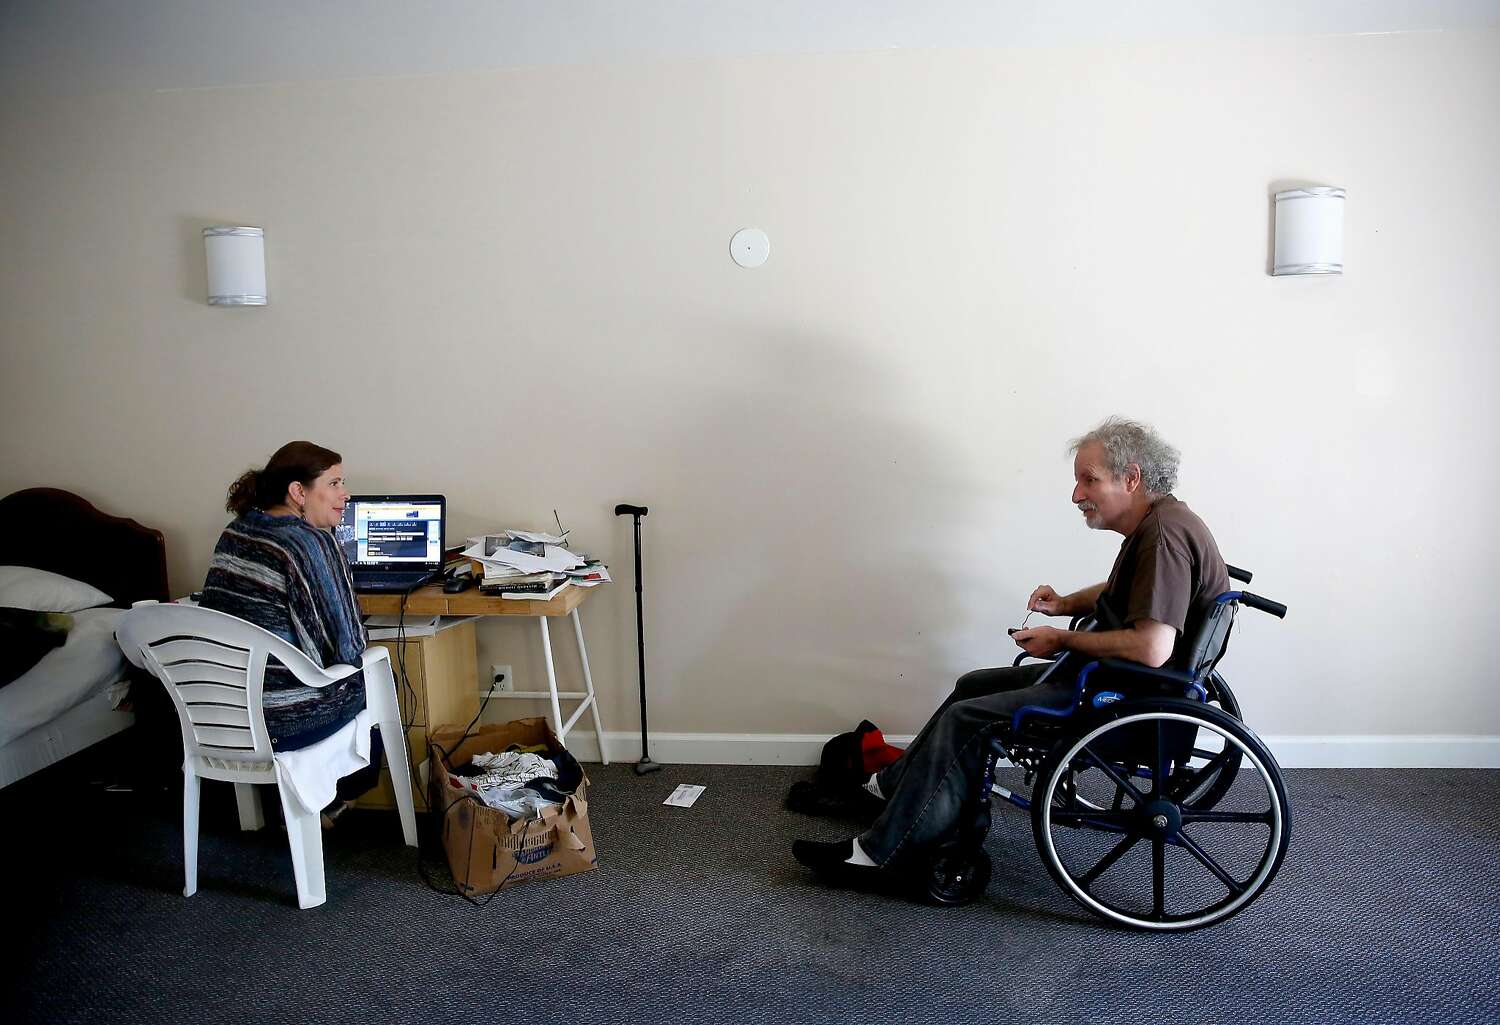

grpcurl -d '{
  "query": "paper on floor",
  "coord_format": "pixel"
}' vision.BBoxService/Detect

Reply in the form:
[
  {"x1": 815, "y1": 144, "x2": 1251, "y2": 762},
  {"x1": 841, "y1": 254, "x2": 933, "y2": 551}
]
[{"x1": 663, "y1": 784, "x2": 706, "y2": 808}]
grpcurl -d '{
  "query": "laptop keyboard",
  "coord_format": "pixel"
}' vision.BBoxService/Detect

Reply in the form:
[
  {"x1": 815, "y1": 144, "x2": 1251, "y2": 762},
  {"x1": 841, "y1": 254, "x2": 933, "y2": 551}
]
[{"x1": 353, "y1": 570, "x2": 435, "y2": 592}]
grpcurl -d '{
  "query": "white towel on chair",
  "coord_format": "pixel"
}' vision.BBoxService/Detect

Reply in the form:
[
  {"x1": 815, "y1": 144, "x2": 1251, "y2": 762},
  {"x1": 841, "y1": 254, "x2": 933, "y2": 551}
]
[{"x1": 273, "y1": 708, "x2": 377, "y2": 817}]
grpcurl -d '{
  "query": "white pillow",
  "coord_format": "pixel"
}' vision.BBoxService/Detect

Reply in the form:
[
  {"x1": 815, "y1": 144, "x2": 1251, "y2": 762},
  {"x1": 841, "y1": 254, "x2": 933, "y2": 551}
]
[{"x1": 0, "y1": 565, "x2": 113, "y2": 612}]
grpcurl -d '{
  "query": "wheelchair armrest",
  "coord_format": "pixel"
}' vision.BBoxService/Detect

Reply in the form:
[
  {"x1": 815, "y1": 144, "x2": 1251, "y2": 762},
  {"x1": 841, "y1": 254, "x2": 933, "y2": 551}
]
[
  {"x1": 361, "y1": 646, "x2": 392, "y2": 669},
  {"x1": 1012, "y1": 652, "x2": 1061, "y2": 668},
  {"x1": 1096, "y1": 657, "x2": 1195, "y2": 687}
]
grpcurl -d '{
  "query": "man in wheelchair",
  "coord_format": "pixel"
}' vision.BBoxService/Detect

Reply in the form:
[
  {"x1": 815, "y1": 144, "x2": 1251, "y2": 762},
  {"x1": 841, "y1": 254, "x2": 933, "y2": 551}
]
[{"x1": 792, "y1": 416, "x2": 1233, "y2": 899}]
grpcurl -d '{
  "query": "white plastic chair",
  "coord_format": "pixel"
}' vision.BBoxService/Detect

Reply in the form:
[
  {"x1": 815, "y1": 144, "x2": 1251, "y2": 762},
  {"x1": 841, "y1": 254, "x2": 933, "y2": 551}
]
[{"x1": 116, "y1": 603, "x2": 417, "y2": 909}]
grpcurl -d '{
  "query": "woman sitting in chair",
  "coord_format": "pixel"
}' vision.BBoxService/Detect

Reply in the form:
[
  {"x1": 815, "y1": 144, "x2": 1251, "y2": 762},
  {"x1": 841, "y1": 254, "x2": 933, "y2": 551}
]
[{"x1": 200, "y1": 440, "x2": 381, "y2": 824}]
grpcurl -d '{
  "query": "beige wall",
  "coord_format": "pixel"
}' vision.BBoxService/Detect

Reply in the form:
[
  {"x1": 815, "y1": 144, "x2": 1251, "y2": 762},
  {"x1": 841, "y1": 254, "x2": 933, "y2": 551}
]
[{"x1": 3, "y1": 29, "x2": 1498, "y2": 746}]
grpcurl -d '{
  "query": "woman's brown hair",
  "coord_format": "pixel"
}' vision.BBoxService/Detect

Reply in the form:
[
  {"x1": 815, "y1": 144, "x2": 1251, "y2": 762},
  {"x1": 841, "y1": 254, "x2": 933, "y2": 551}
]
[{"x1": 226, "y1": 441, "x2": 342, "y2": 517}]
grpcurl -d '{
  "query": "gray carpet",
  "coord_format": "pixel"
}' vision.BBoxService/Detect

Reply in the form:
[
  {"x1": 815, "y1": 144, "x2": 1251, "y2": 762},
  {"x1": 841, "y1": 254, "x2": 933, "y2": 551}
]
[{"x1": 3, "y1": 763, "x2": 1497, "y2": 1024}]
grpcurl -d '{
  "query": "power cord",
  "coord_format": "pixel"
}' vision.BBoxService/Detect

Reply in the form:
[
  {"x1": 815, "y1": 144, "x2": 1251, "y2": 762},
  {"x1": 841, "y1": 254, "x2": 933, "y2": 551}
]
[
  {"x1": 392, "y1": 547, "x2": 579, "y2": 904},
  {"x1": 393, "y1": 584, "x2": 423, "y2": 811},
  {"x1": 390, "y1": 577, "x2": 523, "y2": 903},
  {"x1": 419, "y1": 734, "x2": 533, "y2": 906},
  {"x1": 384, "y1": 581, "x2": 454, "y2": 892}
]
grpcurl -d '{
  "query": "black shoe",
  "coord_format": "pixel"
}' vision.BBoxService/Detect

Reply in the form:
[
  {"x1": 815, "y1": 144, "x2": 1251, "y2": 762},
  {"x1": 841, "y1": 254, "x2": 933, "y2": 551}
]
[
  {"x1": 320, "y1": 799, "x2": 349, "y2": 830},
  {"x1": 785, "y1": 779, "x2": 884, "y2": 821},
  {"x1": 791, "y1": 838, "x2": 893, "y2": 893}
]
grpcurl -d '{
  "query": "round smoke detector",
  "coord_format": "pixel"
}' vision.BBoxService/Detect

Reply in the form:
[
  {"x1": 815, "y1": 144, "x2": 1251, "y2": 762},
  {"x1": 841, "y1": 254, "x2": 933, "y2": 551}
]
[{"x1": 730, "y1": 228, "x2": 769, "y2": 268}]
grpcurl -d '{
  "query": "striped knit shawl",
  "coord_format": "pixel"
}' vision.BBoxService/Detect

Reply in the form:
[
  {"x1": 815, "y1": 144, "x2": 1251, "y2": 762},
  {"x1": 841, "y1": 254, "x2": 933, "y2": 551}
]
[{"x1": 200, "y1": 510, "x2": 368, "y2": 741}]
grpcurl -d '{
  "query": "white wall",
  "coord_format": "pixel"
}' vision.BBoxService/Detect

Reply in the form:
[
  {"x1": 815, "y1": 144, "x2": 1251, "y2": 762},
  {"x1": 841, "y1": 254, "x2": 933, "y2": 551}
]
[
  {"x1": 7, "y1": 1, "x2": 1499, "y2": 95},
  {"x1": 2, "y1": 14, "x2": 1498, "y2": 763}
]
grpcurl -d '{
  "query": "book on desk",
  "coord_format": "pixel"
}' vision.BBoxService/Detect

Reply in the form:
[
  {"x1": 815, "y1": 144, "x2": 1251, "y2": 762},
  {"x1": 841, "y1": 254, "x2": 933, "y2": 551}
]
[{"x1": 479, "y1": 576, "x2": 570, "y2": 601}]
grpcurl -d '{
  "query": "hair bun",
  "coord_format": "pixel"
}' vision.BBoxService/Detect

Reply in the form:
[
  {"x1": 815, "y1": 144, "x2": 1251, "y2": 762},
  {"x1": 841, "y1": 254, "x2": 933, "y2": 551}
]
[{"x1": 225, "y1": 468, "x2": 261, "y2": 516}]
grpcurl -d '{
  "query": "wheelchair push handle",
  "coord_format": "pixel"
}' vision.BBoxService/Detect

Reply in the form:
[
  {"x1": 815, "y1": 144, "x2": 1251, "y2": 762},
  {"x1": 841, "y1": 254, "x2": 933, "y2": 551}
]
[
  {"x1": 1238, "y1": 590, "x2": 1287, "y2": 619},
  {"x1": 1226, "y1": 563, "x2": 1252, "y2": 584}
]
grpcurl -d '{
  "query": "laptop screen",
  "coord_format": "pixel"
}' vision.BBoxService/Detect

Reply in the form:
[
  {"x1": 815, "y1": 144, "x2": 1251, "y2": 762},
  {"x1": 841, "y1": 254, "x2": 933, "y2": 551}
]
[{"x1": 338, "y1": 496, "x2": 445, "y2": 568}]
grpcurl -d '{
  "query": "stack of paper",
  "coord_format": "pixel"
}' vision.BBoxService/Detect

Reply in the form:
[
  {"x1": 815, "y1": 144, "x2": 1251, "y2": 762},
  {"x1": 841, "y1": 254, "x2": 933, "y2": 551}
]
[
  {"x1": 565, "y1": 561, "x2": 612, "y2": 588},
  {"x1": 462, "y1": 533, "x2": 583, "y2": 574},
  {"x1": 364, "y1": 615, "x2": 480, "y2": 639},
  {"x1": 364, "y1": 614, "x2": 438, "y2": 640},
  {"x1": 461, "y1": 528, "x2": 610, "y2": 599}
]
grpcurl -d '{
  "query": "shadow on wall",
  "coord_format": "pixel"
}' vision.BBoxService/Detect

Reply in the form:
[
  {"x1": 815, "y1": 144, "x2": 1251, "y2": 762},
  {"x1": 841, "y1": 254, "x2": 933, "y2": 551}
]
[{"x1": 635, "y1": 325, "x2": 986, "y2": 735}]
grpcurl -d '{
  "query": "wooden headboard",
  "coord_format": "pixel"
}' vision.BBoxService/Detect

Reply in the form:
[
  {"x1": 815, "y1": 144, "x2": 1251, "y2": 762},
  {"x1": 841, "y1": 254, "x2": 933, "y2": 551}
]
[{"x1": 0, "y1": 488, "x2": 169, "y2": 607}]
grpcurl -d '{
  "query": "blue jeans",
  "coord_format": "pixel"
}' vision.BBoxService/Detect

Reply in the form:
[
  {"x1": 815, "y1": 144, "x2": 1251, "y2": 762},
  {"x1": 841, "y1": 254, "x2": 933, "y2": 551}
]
[{"x1": 859, "y1": 663, "x2": 1075, "y2": 866}]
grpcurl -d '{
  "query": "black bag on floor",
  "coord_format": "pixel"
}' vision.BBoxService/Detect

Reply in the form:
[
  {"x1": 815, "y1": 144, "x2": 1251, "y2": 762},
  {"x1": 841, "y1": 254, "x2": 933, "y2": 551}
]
[{"x1": 784, "y1": 720, "x2": 891, "y2": 818}]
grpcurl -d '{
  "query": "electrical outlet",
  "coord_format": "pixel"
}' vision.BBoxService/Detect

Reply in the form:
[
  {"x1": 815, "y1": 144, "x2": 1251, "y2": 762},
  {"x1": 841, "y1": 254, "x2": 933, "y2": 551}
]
[{"x1": 490, "y1": 664, "x2": 513, "y2": 692}]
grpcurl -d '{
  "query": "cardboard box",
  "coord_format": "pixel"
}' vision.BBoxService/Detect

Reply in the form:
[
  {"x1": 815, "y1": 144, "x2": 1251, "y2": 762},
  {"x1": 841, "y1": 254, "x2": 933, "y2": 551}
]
[{"x1": 428, "y1": 717, "x2": 597, "y2": 895}]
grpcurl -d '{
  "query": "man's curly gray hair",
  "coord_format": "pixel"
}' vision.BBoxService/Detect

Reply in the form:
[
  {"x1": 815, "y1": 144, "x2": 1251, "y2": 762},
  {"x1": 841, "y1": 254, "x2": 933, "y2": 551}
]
[{"x1": 1070, "y1": 416, "x2": 1180, "y2": 495}]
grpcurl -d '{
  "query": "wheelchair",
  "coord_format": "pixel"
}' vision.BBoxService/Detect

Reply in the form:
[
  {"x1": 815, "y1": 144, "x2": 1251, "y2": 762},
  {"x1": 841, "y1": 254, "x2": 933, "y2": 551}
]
[{"x1": 922, "y1": 565, "x2": 1289, "y2": 932}]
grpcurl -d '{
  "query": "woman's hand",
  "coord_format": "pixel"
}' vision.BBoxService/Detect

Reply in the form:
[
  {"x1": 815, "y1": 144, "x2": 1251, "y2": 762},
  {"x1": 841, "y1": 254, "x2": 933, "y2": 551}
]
[
  {"x1": 1011, "y1": 625, "x2": 1066, "y2": 660},
  {"x1": 1028, "y1": 584, "x2": 1066, "y2": 616}
]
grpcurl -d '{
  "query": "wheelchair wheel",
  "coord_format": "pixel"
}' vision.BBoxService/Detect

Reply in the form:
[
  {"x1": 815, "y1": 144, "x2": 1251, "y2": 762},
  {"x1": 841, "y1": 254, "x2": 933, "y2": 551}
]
[
  {"x1": 1184, "y1": 672, "x2": 1244, "y2": 811},
  {"x1": 1204, "y1": 671, "x2": 1241, "y2": 719},
  {"x1": 1030, "y1": 698, "x2": 1289, "y2": 931},
  {"x1": 923, "y1": 843, "x2": 992, "y2": 906}
]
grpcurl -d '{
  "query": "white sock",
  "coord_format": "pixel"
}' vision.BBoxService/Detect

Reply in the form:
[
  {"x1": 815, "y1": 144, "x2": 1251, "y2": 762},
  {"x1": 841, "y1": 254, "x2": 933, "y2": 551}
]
[
  {"x1": 862, "y1": 772, "x2": 884, "y2": 800},
  {"x1": 845, "y1": 837, "x2": 878, "y2": 867}
]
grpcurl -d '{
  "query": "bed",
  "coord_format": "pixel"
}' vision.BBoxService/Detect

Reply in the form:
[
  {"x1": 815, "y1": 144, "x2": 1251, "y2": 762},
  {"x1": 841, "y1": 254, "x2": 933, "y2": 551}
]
[{"x1": 0, "y1": 487, "x2": 169, "y2": 787}]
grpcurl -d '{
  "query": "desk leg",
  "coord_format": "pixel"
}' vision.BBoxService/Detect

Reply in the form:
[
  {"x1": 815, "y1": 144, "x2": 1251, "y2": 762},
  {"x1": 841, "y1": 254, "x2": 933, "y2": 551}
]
[
  {"x1": 539, "y1": 616, "x2": 565, "y2": 742},
  {"x1": 571, "y1": 607, "x2": 609, "y2": 765}
]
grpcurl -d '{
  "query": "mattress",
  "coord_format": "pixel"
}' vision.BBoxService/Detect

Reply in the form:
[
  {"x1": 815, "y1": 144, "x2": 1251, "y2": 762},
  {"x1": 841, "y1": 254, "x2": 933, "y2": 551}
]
[
  {"x1": 0, "y1": 687, "x2": 135, "y2": 788},
  {"x1": 0, "y1": 607, "x2": 129, "y2": 747}
]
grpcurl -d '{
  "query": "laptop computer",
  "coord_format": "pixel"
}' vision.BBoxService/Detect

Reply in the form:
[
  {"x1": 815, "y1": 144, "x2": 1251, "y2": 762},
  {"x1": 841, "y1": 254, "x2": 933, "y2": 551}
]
[{"x1": 337, "y1": 495, "x2": 446, "y2": 593}]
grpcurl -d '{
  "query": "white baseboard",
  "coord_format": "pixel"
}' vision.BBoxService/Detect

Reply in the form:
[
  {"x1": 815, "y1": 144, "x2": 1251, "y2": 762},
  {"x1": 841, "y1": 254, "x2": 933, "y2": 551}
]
[
  {"x1": 561, "y1": 731, "x2": 1500, "y2": 769},
  {"x1": 1257, "y1": 735, "x2": 1500, "y2": 769},
  {"x1": 563, "y1": 732, "x2": 844, "y2": 767}
]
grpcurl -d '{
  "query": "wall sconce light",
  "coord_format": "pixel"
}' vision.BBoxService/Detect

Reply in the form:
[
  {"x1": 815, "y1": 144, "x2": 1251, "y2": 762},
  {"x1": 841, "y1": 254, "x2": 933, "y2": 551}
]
[
  {"x1": 1272, "y1": 187, "x2": 1344, "y2": 276},
  {"x1": 203, "y1": 226, "x2": 267, "y2": 305}
]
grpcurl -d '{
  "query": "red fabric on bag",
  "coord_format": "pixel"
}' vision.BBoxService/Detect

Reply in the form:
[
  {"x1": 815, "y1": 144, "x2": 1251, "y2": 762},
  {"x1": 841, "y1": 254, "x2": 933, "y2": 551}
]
[{"x1": 860, "y1": 725, "x2": 903, "y2": 773}]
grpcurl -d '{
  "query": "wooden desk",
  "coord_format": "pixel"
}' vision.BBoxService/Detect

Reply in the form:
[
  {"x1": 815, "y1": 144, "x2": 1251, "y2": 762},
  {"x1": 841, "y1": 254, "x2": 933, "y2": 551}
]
[
  {"x1": 357, "y1": 582, "x2": 589, "y2": 619},
  {"x1": 357, "y1": 584, "x2": 609, "y2": 764},
  {"x1": 351, "y1": 619, "x2": 479, "y2": 812}
]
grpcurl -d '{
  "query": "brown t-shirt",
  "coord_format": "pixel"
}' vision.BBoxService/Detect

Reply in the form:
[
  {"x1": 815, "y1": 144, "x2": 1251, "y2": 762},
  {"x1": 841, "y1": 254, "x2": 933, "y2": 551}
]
[{"x1": 1097, "y1": 495, "x2": 1230, "y2": 669}]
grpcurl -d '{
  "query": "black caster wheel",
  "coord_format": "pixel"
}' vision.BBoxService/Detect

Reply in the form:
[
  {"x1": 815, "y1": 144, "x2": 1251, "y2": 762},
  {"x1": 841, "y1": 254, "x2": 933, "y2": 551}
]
[{"x1": 924, "y1": 845, "x2": 992, "y2": 906}]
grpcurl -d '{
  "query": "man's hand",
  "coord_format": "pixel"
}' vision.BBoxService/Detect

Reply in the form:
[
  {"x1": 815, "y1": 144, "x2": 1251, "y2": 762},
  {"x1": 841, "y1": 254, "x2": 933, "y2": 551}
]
[
  {"x1": 1012, "y1": 625, "x2": 1066, "y2": 659},
  {"x1": 1028, "y1": 585, "x2": 1066, "y2": 616}
]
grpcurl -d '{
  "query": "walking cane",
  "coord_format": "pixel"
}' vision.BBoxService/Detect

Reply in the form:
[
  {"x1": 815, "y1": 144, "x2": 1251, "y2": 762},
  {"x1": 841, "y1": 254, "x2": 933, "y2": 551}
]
[{"x1": 614, "y1": 503, "x2": 662, "y2": 775}]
